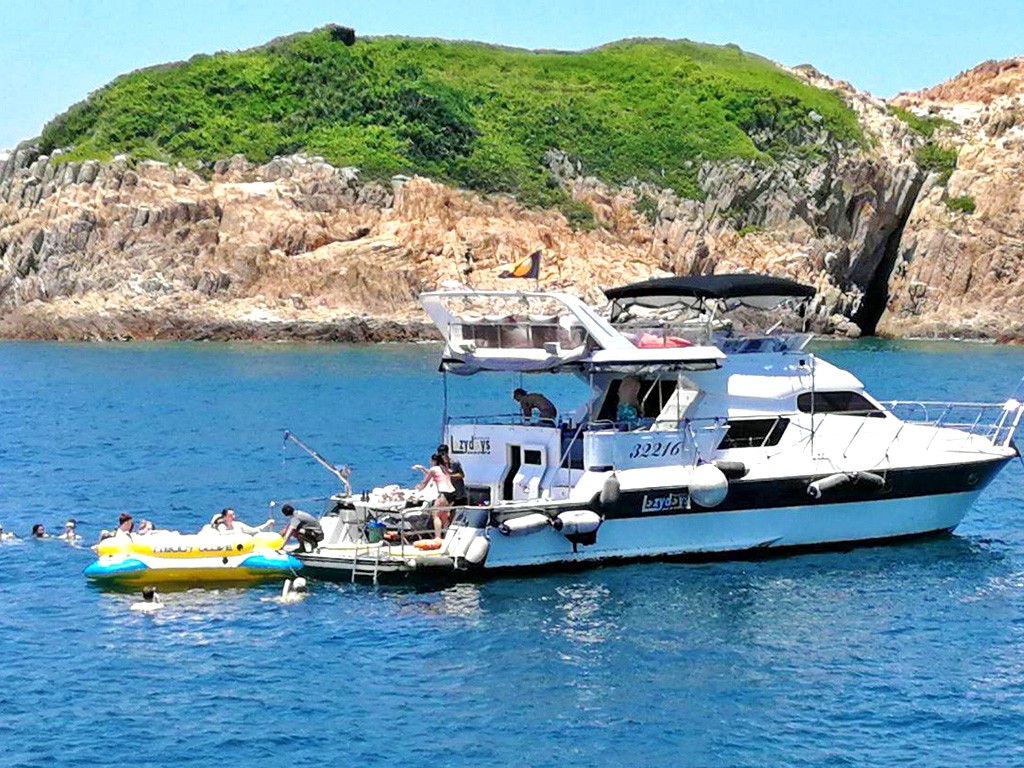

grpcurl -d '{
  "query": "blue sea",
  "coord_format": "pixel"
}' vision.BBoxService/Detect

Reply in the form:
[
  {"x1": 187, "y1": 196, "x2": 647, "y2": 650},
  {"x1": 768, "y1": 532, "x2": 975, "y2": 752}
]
[{"x1": 1, "y1": 339, "x2": 1024, "y2": 767}]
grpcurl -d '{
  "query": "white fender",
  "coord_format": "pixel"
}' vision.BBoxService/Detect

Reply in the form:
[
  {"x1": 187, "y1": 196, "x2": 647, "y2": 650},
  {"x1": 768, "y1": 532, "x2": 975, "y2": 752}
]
[
  {"x1": 808, "y1": 472, "x2": 852, "y2": 498},
  {"x1": 553, "y1": 509, "x2": 602, "y2": 536},
  {"x1": 497, "y1": 512, "x2": 551, "y2": 536},
  {"x1": 464, "y1": 535, "x2": 490, "y2": 565},
  {"x1": 689, "y1": 464, "x2": 729, "y2": 508}
]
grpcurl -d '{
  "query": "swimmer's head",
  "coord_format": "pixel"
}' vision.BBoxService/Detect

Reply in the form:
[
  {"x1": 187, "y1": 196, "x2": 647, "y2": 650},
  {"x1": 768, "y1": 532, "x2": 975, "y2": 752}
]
[
  {"x1": 142, "y1": 585, "x2": 156, "y2": 602},
  {"x1": 65, "y1": 518, "x2": 76, "y2": 529},
  {"x1": 292, "y1": 577, "x2": 308, "y2": 593},
  {"x1": 31, "y1": 523, "x2": 45, "y2": 537}
]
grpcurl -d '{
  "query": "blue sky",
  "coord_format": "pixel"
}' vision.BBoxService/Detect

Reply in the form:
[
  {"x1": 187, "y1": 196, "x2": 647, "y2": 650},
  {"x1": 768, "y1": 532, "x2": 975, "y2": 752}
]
[{"x1": 3, "y1": 0, "x2": 1022, "y2": 149}]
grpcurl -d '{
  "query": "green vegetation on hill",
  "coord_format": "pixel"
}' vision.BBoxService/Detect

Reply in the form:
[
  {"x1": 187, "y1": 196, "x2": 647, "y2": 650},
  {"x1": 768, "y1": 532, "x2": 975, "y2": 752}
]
[
  {"x1": 40, "y1": 28, "x2": 863, "y2": 204},
  {"x1": 888, "y1": 105, "x2": 955, "y2": 139},
  {"x1": 945, "y1": 194, "x2": 976, "y2": 214},
  {"x1": 915, "y1": 142, "x2": 958, "y2": 183}
]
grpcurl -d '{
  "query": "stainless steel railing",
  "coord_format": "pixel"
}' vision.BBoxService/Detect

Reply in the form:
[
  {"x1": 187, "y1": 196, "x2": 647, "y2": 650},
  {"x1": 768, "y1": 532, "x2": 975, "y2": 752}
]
[{"x1": 881, "y1": 399, "x2": 1024, "y2": 447}]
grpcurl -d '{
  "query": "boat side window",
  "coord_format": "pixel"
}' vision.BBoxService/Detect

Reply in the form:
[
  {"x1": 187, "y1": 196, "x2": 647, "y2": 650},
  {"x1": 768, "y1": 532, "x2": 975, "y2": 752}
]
[
  {"x1": 719, "y1": 418, "x2": 789, "y2": 449},
  {"x1": 797, "y1": 391, "x2": 884, "y2": 417},
  {"x1": 523, "y1": 449, "x2": 543, "y2": 465}
]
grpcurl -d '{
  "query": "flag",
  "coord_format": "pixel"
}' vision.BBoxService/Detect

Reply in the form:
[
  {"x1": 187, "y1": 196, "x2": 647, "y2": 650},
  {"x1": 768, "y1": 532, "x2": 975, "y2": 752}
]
[{"x1": 499, "y1": 250, "x2": 541, "y2": 279}]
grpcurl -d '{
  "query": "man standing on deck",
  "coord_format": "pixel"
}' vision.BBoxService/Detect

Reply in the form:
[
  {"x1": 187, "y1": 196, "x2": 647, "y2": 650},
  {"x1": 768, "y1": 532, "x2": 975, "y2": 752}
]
[
  {"x1": 513, "y1": 388, "x2": 557, "y2": 423},
  {"x1": 438, "y1": 444, "x2": 468, "y2": 507}
]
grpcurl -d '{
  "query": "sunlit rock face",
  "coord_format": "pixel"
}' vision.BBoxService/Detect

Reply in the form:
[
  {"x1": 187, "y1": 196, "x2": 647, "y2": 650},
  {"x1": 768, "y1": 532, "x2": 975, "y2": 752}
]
[
  {"x1": 880, "y1": 59, "x2": 1024, "y2": 341},
  {"x1": 1, "y1": 58, "x2": 1023, "y2": 341}
]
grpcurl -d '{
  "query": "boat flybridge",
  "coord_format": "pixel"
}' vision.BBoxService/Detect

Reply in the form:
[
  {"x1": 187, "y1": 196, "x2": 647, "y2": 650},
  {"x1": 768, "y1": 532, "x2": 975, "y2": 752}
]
[{"x1": 296, "y1": 274, "x2": 1023, "y2": 582}]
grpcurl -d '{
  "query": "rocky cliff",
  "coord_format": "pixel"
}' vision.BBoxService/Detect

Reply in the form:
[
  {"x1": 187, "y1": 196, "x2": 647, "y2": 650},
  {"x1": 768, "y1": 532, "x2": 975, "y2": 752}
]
[
  {"x1": 1, "y1": 45, "x2": 1022, "y2": 342},
  {"x1": 880, "y1": 59, "x2": 1024, "y2": 340}
]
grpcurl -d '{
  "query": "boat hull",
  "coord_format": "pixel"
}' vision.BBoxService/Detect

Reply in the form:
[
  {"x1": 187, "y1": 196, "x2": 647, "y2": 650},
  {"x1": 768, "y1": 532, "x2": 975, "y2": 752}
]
[
  {"x1": 296, "y1": 455, "x2": 1013, "y2": 581},
  {"x1": 297, "y1": 490, "x2": 993, "y2": 582},
  {"x1": 480, "y1": 489, "x2": 982, "y2": 569}
]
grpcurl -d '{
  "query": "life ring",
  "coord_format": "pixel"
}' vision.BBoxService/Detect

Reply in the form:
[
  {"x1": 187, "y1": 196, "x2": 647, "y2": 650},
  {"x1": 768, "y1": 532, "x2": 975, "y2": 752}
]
[{"x1": 413, "y1": 539, "x2": 443, "y2": 551}]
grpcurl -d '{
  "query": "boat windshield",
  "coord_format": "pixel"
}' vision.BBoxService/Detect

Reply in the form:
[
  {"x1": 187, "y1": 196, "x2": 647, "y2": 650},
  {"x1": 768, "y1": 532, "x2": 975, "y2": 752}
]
[{"x1": 606, "y1": 275, "x2": 815, "y2": 353}]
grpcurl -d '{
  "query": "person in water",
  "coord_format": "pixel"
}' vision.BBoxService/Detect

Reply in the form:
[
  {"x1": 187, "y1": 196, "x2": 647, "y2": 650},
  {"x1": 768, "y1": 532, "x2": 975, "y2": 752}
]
[
  {"x1": 213, "y1": 508, "x2": 274, "y2": 535},
  {"x1": 280, "y1": 504, "x2": 324, "y2": 553},
  {"x1": 513, "y1": 388, "x2": 557, "y2": 423},
  {"x1": 130, "y1": 585, "x2": 164, "y2": 613},
  {"x1": 57, "y1": 519, "x2": 80, "y2": 542},
  {"x1": 0, "y1": 524, "x2": 17, "y2": 541},
  {"x1": 31, "y1": 523, "x2": 48, "y2": 539},
  {"x1": 413, "y1": 454, "x2": 454, "y2": 539},
  {"x1": 280, "y1": 576, "x2": 309, "y2": 603},
  {"x1": 437, "y1": 444, "x2": 468, "y2": 507}
]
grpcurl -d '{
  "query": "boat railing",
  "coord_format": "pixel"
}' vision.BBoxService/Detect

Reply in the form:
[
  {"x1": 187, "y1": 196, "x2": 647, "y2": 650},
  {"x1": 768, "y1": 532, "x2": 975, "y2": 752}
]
[
  {"x1": 446, "y1": 413, "x2": 559, "y2": 428},
  {"x1": 881, "y1": 399, "x2": 1024, "y2": 448}
]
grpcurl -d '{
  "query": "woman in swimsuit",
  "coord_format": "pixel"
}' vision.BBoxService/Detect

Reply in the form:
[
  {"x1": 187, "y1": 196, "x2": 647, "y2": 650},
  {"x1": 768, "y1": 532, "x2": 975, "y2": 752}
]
[{"x1": 413, "y1": 454, "x2": 455, "y2": 539}]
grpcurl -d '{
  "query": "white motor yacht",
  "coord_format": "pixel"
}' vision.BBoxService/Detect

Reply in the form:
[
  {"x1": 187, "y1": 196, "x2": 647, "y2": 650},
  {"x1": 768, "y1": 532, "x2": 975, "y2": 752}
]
[{"x1": 296, "y1": 275, "x2": 1023, "y2": 581}]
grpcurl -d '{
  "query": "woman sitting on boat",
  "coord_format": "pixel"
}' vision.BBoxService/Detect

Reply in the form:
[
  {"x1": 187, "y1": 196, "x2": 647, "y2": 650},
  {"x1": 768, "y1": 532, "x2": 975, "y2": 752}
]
[{"x1": 412, "y1": 454, "x2": 454, "y2": 540}]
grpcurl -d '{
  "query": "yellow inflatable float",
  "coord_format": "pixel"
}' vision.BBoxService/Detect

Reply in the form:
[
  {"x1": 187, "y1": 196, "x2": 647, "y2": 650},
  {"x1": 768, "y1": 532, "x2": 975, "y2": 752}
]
[{"x1": 84, "y1": 531, "x2": 302, "y2": 585}]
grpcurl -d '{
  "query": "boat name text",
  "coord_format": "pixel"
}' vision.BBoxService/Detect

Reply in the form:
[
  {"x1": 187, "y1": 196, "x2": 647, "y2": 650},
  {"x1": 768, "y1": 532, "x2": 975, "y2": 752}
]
[
  {"x1": 640, "y1": 492, "x2": 690, "y2": 514},
  {"x1": 450, "y1": 437, "x2": 492, "y2": 455}
]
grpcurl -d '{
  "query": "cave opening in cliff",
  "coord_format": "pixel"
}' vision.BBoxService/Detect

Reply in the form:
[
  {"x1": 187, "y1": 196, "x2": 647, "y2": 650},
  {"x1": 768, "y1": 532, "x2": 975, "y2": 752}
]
[{"x1": 851, "y1": 180, "x2": 923, "y2": 336}]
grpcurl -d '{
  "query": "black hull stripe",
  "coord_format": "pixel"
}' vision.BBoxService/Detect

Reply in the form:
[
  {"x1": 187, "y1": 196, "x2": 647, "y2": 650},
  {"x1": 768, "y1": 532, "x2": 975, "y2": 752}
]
[{"x1": 600, "y1": 457, "x2": 1010, "y2": 520}]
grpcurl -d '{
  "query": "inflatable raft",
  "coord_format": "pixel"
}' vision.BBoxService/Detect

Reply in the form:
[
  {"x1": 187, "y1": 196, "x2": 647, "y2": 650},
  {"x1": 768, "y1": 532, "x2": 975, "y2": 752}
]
[{"x1": 84, "y1": 531, "x2": 301, "y2": 585}]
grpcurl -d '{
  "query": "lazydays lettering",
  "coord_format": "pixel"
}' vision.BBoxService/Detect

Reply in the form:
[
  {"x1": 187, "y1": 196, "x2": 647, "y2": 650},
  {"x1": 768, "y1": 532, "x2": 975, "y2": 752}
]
[
  {"x1": 451, "y1": 437, "x2": 491, "y2": 455},
  {"x1": 640, "y1": 493, "x2": 689, "y2": 513}
]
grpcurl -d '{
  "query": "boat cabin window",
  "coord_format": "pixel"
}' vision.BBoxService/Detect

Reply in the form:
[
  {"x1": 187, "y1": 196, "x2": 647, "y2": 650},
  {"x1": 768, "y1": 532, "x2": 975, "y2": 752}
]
[
  {"x1": 597, "y1": 378, "x2": 679, "y2": 421},
  {"x1": 718, "y1": 418, "x2": 789, "y2": 449},
  {"x1": 523, "y1": 449, "x2": 543, "y2": 465},
  {"x1": 797, "y1": 391, "x2": 883, "y2": 417}
]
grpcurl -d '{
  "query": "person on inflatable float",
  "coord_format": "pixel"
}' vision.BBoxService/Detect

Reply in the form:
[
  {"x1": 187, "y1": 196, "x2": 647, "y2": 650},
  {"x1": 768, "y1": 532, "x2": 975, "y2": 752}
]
[{"x1": 213, "y1": 508, "x2": 275, "y2": 535}]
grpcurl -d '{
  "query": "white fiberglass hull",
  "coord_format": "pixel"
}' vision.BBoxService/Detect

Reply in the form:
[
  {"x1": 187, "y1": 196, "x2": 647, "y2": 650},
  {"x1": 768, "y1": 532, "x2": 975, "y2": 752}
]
[
  {"x1": 298, "y1": 488, "x2": 985, "y2": 580},
  {"x1": 479, "y1": 490, "x2": 981, "y2": 570}
]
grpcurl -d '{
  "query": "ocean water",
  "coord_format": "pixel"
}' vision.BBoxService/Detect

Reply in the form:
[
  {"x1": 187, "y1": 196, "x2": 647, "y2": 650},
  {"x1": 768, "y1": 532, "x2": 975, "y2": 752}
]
[{"x1": 1, "y1": 338, "x2": 1024, "y2": 767}]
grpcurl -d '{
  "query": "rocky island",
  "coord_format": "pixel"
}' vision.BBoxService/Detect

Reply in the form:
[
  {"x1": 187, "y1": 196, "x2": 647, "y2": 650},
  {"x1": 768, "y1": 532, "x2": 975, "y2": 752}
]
[{"x1": 1, "y1": 26, "x2": 1021, "y2": 342}]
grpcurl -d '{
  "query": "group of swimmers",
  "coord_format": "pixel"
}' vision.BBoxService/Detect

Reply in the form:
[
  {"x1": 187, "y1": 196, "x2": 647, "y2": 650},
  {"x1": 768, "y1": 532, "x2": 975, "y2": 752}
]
[
  {"x1": 1, "y1": 518, "x2": 82, "y2": 542},
  {"x1": 2, "y1": 504, "x2": 319, "y2": 549}
]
